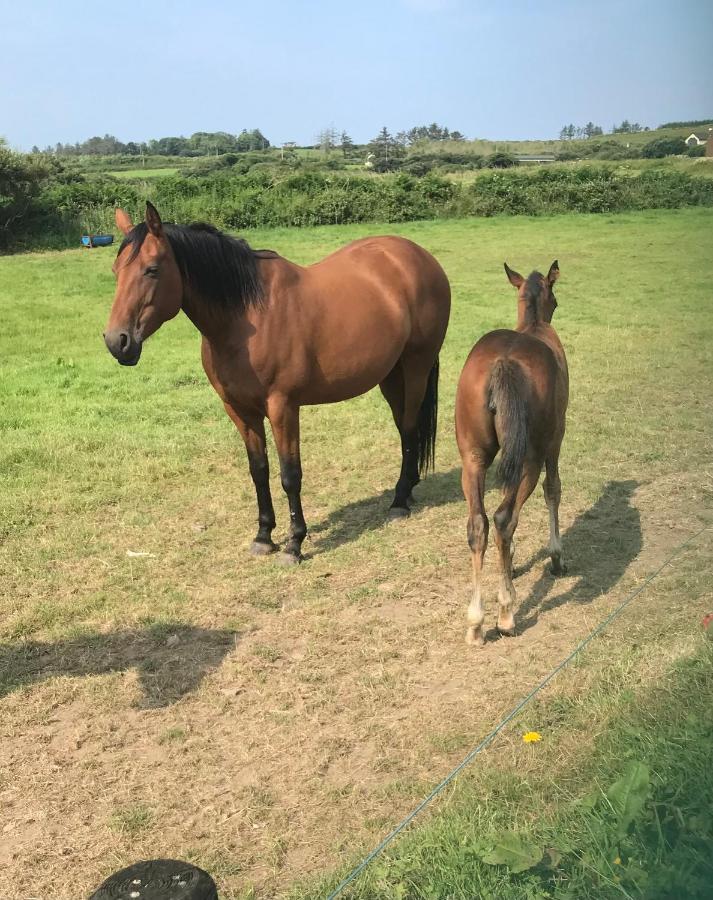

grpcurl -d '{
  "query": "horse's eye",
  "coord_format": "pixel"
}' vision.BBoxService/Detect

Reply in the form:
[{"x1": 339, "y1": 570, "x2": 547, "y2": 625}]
[{"x1": 144, "y1": 265, "x2": 159, "y2": 278}]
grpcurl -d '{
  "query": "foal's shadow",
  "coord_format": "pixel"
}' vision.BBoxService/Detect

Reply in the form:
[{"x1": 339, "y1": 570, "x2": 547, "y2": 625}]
[
  {"x1": 309, "y1": 468, "x2": 463, "y2": 553},
  {"x1": 513, "y1": 479, "x2": 642, "y2": 635},
  {"x1": 0, "y1": 624, "x2": 237, "y2": 708}
]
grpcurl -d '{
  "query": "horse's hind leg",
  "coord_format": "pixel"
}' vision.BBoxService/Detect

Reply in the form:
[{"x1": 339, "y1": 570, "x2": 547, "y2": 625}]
[
  {"x1": 462, "y1": 456, "x2": 489, "y2": 646},
  {"x1": 379, "y1": 362, "x2": 421, "y2": 517},
  {"x1": 543, "y1": 448, "x2": 566, "y2": 575},
  {"x1": 493, "y1": 460, "x2": 541, "y2": 636}
]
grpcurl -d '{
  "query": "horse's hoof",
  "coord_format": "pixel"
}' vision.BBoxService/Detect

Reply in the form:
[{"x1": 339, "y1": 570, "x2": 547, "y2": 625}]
[
  {"x1": 388, "y1": 506, "x2": 410, "y2": 521},
  {"x1": 466, "y1": 627, "x2": 485, "y2": 648},
  {"x1": 277, "y1": 551, "x2": 302, "y2": 566},
  {"x1": 250, "y1": 540, "x2": 278, "y2": 557},
  {"x1": 551, "y1": 561, "x2": 568, "y2": 576},
  {"x1": 497, "y1": 624, "x2": 516, "y2": 638}
]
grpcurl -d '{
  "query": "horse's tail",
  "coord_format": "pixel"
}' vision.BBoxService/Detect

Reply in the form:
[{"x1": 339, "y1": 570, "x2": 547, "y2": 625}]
[
  {"x1": 417, "y1": 357, "x2": 439, "y2": 476},
  {"x1": 489, "y1": 359, "x2": 529, "y2": 490}
]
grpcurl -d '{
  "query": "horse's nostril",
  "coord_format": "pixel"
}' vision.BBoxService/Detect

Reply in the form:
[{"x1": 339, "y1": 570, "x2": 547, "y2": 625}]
[{"x1": 119, "y1": 332, "x2": 130, "y2": 352}]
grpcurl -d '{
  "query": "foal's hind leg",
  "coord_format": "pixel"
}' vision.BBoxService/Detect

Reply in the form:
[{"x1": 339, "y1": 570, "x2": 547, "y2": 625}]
[
  {"x1": 493, "y1": 461, "x2": 541, "y2": 636},
  {"x1": 543, "y1": 449, "x2": 566, "y2": 575},
  {"x1": 462, "y1": 456, "x2": 490, "y2": 646}
]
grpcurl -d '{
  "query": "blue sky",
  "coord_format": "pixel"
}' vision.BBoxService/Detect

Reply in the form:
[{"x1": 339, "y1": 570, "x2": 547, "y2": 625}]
[{"x1": 1, "y1": 0, "x2": 710, "y2": 150}]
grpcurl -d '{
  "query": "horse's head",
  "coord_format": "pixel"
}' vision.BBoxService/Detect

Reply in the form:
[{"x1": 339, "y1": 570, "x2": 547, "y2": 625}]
[
  {"x1": 504, "y1": 260, "x2": 560, "y2": 326},
  {"x1": 104, "y1": 203, "x2": 183, "y2": 365}
]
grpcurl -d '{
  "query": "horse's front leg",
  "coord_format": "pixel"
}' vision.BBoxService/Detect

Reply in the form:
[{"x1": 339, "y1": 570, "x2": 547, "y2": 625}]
[
  {"x1": 222, "y1": 402, "x2": 278, "y2": 555},
  {"x1": 268, "y1": 398, "x2": 307, "y2": 565}
]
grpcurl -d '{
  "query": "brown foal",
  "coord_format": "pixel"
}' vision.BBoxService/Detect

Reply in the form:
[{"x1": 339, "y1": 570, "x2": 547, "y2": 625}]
[
  {"x1": 104, "y1": 203, "x2": 451, "y2": 564},
  {"x1": 455, "y1": 261, "x2": 568, "y2": 646}
]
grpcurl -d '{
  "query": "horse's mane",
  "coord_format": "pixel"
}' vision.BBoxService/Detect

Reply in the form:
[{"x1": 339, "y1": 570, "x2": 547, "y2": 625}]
[
  {"x1": 118, "y1": 221, "x2": 277, "y2": 312},
  {"x1": 523, "y1": 271, "x2": 545, "y2": 325}
]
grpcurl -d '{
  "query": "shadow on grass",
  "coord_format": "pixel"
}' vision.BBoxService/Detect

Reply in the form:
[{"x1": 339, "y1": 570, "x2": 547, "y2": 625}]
[
  {"x1": 309, "y1": 468, "x2": 463, "y2": 553},
  {"x1": 0, "y1": 623, "x2": 238, "y2": 708},
  {"x1": 513, "y1": 479, "x2": 642, "y2": 635}
]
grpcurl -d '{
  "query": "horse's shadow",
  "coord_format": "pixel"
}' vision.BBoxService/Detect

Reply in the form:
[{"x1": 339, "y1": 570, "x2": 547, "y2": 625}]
[
  {"x1": 0, "y1": 623, "x2": 238, "y2": 708},
  {"x1": 511, "y1": 479, "x2": 642, "y2": 635},
  {"x1": 308, "y1": 468, "x2": 463, "y2": 553}
]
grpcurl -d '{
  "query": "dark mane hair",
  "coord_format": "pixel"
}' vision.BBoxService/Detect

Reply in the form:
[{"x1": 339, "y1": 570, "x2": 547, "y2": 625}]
[
  {"x1": 118, "y1": 221, "x2": 275, "y2": 311},
  {"x1": 523, "y1": 271, "x2": 544, "y2": 325}
]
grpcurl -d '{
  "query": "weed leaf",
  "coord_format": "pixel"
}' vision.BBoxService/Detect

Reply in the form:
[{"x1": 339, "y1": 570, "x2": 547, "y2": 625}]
[
  {"x1": 605, "y1": 760, "x2": 650, "y2": 839},
  {"x1": 482, "y1": 832, "x2": 543, "y2": 873}
]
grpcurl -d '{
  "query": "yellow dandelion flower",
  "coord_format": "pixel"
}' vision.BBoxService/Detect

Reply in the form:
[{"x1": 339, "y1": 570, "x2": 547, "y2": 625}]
[
  {"x1": 522, "y1": 731, "x2": 542, "y2": 743},
  {"x1": 614, "y1": 857, "x2": 622, "y2": 866}
]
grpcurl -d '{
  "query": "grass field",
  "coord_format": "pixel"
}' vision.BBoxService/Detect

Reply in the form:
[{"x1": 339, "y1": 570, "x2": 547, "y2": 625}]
[{"x1": 1, "y1": 209, "x2": 712, "y2": 898}]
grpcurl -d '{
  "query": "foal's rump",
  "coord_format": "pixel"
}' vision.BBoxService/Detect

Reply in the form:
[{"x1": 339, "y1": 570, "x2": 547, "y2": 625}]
[{"x1": 457, "y1": 330, "x2": 559, "y2": 488}]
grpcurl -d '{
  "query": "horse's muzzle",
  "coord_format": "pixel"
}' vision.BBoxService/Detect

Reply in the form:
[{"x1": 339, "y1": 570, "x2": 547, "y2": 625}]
[{"x1": 104, "y1": 329, "x2": 143, "y2": 366}]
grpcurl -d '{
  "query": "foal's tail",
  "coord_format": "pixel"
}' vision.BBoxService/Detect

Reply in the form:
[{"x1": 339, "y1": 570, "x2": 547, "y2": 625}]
[
  {"x1": 417, "y1": 357, "x2": 439, "y2": 476},
  {"x1": 489, "y1": 359, "x2": 529, "y2": 490}
]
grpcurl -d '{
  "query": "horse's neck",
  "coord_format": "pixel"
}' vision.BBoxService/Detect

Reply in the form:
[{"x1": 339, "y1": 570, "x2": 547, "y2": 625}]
[
  {"x1": 519, "y1": 322, "x2": 566, "y2": 363},
  {"x1": 180, "y1": 289, "x2": 248, "y2": 343}
]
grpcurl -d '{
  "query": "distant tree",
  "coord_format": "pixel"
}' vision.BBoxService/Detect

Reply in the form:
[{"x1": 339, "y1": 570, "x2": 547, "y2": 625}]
[
  {"x1": 368, "y1": 126, "x2": 404, "y2": 163},
  {"x1": 236, "y1": 129, "x2": 270, "y2": 152},
  {"x1": 658, "y1": 118, "x2": 713, "y2": 129},
  {"x1": 317, "y1": 127, "x2": 338, "y2": 154},
  {"x1": 450, "y1": 130, "x2": 466, "y2": 141},
  {"x1": 340, "y1": 131, "x2": 355, "y2": 156}
]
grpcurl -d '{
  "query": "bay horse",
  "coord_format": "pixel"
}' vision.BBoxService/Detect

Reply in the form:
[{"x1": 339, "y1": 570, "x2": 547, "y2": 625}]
[
  {"x1": 104, "y1": 203, "x2": 450, "y2": 564},
  {"x1": 455, "y1": 261, "x2": 568, "y2": 646}
]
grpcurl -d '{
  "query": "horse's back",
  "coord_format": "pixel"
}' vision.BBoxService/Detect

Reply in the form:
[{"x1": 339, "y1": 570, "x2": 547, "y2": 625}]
[
  {"x1": 310, "y1": 235, "x2": 450, "y2": 307},
  {"x1": 250, "y1": 235, "x2": 450, "y2": 405}
]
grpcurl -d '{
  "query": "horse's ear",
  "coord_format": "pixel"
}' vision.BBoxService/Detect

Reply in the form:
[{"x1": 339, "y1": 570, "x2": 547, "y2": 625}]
[
  {"x1": 115, "y1": 208, "x2": 133, "y2": 236},
  {"x1": 504, "y1": 262, "x2": 524, "y2": 289},
  {"x1": 145, "y1": 201, "x2": 164, "y2": 238},
  {"x1": 547, "y1": 260, "x2": 560, "y2": 285}
]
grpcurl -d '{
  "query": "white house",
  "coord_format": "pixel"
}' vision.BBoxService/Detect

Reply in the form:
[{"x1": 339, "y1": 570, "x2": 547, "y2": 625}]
[{"x1": 685, "y1": 128, "x2": 713, "y2": 147}]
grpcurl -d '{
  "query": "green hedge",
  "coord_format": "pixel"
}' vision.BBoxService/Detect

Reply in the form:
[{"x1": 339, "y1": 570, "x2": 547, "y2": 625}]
[{"x1": 6, "y1": 164, "x2": 713, "y2": 251}]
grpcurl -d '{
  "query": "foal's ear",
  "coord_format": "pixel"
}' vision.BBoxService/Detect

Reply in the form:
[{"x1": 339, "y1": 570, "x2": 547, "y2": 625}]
[
  {"x1": 504, "y1": 262, "x2": 524, "y2": 289},
  {"x1": 145, "y1": 201, "x2": 164, "y2": 238},
  {"x1": 547, "y1": 260, "x2": 560, "y2": 285},
  {"x1": 115, "y1": 208, "x2": 133, "y2": 236}
]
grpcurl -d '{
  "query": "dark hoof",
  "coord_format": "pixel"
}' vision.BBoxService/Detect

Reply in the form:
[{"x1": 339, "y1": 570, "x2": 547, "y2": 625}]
[
  {"x1": 277, "y1": 551, "x2": 302, "y2": 566},
  {"x1": 388, "y1": 506, "x2": 410, "y2": 521},
  {"x1": 497, "y1": 625, "x2": 517, "y2": 638},
  {"x1": 250, "y1": 540, "x2": 278, "y2": 557},
  {"x1": 551, "y1": 562, "x2": 568, "y2": 576}
]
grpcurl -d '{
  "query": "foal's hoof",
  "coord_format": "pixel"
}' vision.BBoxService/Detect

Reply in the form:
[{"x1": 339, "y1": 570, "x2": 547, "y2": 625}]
[
  {"x1": 388, "y1": 506, "x2": 410, "y2": 521},
  {"x1": 497, "y1": 622, "x2": 516, "y2": 638},
  {"x1": 466, "y1": 626, "x2": 485, "y2": 648},
  {"x1": 250, "y1": 540, "x2": 278, "y2": 557},
  {"x1": 550, "y1": 561, "x2": 568, "y2": 576},
  {"x1": 277, "y1": 551, "x2": 302, "y2": 567}
]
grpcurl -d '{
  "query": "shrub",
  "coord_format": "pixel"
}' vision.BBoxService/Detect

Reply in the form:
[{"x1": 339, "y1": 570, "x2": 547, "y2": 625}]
[
  {"x1": 485, "y1": 151, "x2": 518, "y2": 169},
  {"x1": 642, "y1": 138, "x2": 687, "y2": 159}
]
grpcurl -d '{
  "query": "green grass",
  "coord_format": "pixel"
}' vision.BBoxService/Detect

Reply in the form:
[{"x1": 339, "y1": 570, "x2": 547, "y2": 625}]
[
  {"x1": 296, "y1": 636, "x2": 713, "y2": 899},
  {"x1": 1, "y1": 208, "x2": 712, "y2": 898}
]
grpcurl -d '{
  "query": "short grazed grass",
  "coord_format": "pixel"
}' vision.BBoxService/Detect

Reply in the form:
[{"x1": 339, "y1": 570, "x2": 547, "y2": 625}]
[{"x1": 1, "y1": 209, "x2": 711, "y2": 898}]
